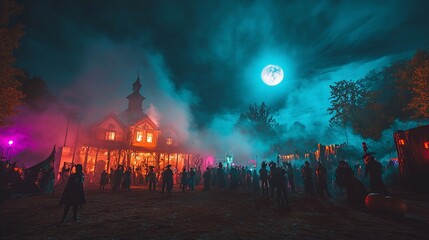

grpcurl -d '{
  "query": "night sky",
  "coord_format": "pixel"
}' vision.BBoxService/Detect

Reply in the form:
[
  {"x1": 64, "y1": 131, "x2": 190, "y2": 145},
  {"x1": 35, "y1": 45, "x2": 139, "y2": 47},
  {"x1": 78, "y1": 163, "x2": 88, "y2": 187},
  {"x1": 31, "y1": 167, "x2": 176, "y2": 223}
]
[{"x1": 10, "y1": 0, "x2": 429, "y2": 162}]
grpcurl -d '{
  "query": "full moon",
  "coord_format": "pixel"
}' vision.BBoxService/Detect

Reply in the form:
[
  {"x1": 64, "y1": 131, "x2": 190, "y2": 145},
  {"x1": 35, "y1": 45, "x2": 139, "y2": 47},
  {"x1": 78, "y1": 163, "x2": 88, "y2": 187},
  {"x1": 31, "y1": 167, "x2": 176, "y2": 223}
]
[{"x1": 261, "y1": 64, "x2": 284, "y2": 86}]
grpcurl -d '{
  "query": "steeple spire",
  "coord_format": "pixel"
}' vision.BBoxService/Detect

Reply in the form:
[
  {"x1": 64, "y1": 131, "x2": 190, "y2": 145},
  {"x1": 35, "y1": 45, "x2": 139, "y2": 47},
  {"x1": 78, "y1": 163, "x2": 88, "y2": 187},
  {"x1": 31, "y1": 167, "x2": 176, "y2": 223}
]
[
  {"x1": 127, "y1": 75, "x2": 145, "y2": 114},
  {"x1": 132, "y1": 75, "x2": 142, "y2": 92}
]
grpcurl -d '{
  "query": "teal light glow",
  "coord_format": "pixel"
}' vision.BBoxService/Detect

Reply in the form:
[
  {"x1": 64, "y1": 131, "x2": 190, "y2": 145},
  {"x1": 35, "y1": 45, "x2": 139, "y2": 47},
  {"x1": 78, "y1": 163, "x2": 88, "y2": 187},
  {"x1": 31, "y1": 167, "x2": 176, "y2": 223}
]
[{"x1": 241, "y1": 48, "x2": 296, "y2": 104}]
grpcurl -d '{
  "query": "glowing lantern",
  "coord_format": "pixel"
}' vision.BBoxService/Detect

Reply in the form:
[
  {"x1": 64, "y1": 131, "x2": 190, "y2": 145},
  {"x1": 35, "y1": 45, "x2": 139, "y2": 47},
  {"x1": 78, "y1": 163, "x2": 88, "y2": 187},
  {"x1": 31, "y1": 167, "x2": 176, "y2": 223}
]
[
  {"x1": 365, "y1": 193, "x2": 384, "y2": 211},
  {"x1": 384, "y1": 196, "x2": 407, "y2": 215},
  {"x1": 398, "y1": 139, "x2": 405, "y2": 145},
  {"x1": 8, "y1": 140, "x2": 13, "y2": 146},
  {"x1": 424, "y1": 142, "x2": 429, "y2": 149}
]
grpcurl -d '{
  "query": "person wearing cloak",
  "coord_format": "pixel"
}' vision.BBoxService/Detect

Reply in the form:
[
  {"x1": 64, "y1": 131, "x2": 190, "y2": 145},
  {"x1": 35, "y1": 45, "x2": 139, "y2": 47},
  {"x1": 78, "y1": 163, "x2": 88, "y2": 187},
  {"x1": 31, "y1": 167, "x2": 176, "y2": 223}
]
[
  {"x1": 147, "y1": 166, "x2": 157, "y2": 191},
  {"x1": 60, "y1": 164, "x2": 85, "y2": 222}
]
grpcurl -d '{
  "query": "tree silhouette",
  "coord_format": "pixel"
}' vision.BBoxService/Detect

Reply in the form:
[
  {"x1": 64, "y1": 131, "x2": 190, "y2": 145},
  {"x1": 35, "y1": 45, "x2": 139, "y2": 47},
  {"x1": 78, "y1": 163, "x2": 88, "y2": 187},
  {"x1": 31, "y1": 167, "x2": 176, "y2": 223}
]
[
  {"x1": 403, "y1": 50, "x2": 429, "y2": 119},
  {"x1": 235, "y1": 102, "x2": 278, "y2": 138},
  {"x1": 0, "y1": 0, "x2": 25, "y2": 127},
  {"x1": 327, "y1": 80, "x2": 365, "y2": 144}
]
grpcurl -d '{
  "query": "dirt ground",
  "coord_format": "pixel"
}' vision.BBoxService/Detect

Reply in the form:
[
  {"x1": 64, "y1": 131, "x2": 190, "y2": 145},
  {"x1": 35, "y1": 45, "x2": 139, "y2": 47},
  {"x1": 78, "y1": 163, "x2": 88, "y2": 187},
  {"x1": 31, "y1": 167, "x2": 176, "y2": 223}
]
[{"x1": 1, "y1": 185, "x2": 428, "y2": 240}]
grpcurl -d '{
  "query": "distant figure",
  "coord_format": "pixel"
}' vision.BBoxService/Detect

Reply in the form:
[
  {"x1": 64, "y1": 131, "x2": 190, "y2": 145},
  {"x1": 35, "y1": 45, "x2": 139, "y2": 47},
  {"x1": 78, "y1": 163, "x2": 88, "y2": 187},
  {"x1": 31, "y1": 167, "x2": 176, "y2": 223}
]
[
  {"x1": 217, "y1": 162, "x2": 226, "y2": 189},
  {"x1": 259, "y1": 162, "x2": 269, "y2": 197},
  {"x1": 40, "y1": 167, "x2": 55, "y2": 194},
  {"x1": 147, "y1": 166, "x2": 157, "y2": 191},
  {"x1": 189, "y1": 168, "x2": 196, "y2": 191},
  {"x1": 99, "y1": 170, "x2": 109, "y2": 190},
  {"x1": 109, "y1": 167, "x2": 115, "y2": 190},
  {"x1": 252, "y1": 170, "x2": 259, "y2": 193},
  {"x1": 268, "y1": 162, "x2": 276, "y2": 196},
  {"x1": 364, "y1": 153, "x2": 388, "y2": 196},
  {"x1": 336, "y1": 160, "x2": 367, "y2": 204},
  {"x1": 246, "y1": 169, "x2": 252, "y2": 191},
  {"x1": 60, "y1": 164, "x2": 85, "y2": 222},
  {"x1": 180, "y1": 167, "x2": 188, "y2": 191},
  {"x1": 302, "y1": 161, "x2": 314, "y2": 194},
  {"x1": 203, "y1": 167, "x2": 211, "y2": 191},
  {"x1": 113, "y1": 165, "x2": 123, "y2": 191},
  {"x1": 285, "y1": 162, "x2": 296, "y2": 193},
  {"x1": 314, "y1": 162, "x2": 331, "y2": 199},
  {"x1": 163, "y1": 165, "x2": 174, "y2": 193},
  {"x1": 272, "y1": 163, "x2": 290, "y2": 209},
  {"x1": 122, "y1": 167, "x2": 132, "y2": 191}
]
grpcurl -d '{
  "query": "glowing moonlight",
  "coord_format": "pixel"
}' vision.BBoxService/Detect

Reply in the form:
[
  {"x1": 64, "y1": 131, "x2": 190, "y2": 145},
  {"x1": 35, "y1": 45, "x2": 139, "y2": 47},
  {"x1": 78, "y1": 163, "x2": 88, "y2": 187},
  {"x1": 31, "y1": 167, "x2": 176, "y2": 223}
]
[{"x1": 261, "y1": 64, "x2": 284, "y2": 86}]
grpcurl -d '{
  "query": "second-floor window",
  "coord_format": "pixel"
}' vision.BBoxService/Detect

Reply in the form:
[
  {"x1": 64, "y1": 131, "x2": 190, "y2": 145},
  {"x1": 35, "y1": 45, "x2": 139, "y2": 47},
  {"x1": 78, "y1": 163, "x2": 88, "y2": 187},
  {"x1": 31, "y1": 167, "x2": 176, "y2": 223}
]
[
  {"x1": 136, "y1": 131, "x2": 144, "y2": 142},
  {"x1": 105, "y1": 131, "x2": 116, "y2": 141},
  {"x1": 166, "y1": 138, "x2": 173, "y2": 145},
  {"x1": 146, "y1": 132, "x2": 153, "y2": 143}
]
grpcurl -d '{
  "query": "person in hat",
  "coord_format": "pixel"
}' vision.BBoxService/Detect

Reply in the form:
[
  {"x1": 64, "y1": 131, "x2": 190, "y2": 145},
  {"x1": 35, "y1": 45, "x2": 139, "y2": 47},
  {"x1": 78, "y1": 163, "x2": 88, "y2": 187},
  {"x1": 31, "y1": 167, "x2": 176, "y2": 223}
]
[
  {"x1": 148, "y1": 166, "x2": 157, "y2": 191},
  {"x1": 259, "y1": 161, "x2": 269, "y2": 197},
  {"x1": 364, "y1": 153, "x2": 388, "y2": 196},
  {"x1": 162, "y1": 165, "x2": 174, "y2": 193},
  {"x1": 60, "y1": 164, "x2": 85, "y2": 222}
]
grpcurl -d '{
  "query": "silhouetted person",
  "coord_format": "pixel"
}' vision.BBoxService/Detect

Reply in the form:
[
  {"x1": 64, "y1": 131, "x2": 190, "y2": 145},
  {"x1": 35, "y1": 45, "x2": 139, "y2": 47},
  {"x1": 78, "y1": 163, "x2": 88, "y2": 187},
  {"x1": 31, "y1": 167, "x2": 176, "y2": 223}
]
[
  {"x1": 99, "y1": 170, "x2": 108, "y2": 190},
  {"x1": 252, "y1": 170, "x2": 259, "y2": 193},
  {"x1": 285, "y1": 162, "x2": 296, "y2": 193},
  {"x1": 181, "y1": 167, "x2": 188, "y2": 191},
  {"x1": 203, "y1": 167, "x2": 211, "y2": 191},
  {"x1": 189, "y1": 167, "x2": 196, "y2": 191},
  {"x1": 259, "y1": 162, "x2": 269, "y2": 197},
  {"x1": 60, "y1": 164, "x2": 85, "y2": 222},
  {"x1": 217, "y1": 162, "x2": 226, "y2": 189},
  {"x1": 148, "y1": 166, "x2": 157, "y2": 191},
  {"x1": 246, "y1": 169, "x2": 252, "y2": 191},
  {"x1": 336, "y1": 160, "x2": 367, "y2": 203},
  {"x1": 268, "y1": 161, "x2": 276, "y2": 196},
  {"x1": 315, "y1": 162, "x2": 331, "y2": 199},
  {"x1": 272, "y1": 163, "x2": 290, "y2": 209},
  {"x1": 302, "y1": 161, "x2": 314, "y2": 194},
  {"x1": 364, "y1": 153, "x2": 388, "y2": 196},
  {"x1": 122, "y1": 167, "x2": 132, "y2": 191},
  {"x1": 163, "y1": 165, "x2": 174, "y2": 193},
  {"x1": 113, "y1": 165, "x2": 123, "y2": 191}
]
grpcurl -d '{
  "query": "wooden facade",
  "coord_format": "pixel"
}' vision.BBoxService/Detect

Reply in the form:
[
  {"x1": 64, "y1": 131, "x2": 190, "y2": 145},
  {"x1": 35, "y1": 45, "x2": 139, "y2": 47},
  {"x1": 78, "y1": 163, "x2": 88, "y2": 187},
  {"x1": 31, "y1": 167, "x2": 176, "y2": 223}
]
[{"x1": 69, "y1": 77, "x2": 195, "y2": 179}]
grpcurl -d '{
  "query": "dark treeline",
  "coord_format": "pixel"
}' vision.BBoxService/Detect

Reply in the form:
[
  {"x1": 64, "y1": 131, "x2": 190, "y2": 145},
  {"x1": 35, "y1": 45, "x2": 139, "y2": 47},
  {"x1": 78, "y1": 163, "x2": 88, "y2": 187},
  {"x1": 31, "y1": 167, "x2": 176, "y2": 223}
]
[{"x1": 328, "y1": 50, "x2": 429, "y2": 141}]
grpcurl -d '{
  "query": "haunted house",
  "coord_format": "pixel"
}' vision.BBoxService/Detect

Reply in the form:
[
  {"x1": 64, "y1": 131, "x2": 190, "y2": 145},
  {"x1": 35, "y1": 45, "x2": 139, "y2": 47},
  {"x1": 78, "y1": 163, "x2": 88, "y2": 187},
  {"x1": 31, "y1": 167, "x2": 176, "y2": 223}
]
[
  {"x1": 60, "y1": 77, "x2": 194, "y2": 177},
  {"x1": 394, "y1": 124, "x2": 429, "y2": 192}
]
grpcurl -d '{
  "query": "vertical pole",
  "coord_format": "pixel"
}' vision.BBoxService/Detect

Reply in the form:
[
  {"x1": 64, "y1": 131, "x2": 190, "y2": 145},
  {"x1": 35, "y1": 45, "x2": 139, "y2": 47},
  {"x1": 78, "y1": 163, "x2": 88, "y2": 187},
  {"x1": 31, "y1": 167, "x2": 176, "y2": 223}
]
[
  {"x1": 63, "y1": 116, "x2": 70, "y2": 147},
  {"x1": 71, "y1": 123, "x2": 80, "y2": 164}
]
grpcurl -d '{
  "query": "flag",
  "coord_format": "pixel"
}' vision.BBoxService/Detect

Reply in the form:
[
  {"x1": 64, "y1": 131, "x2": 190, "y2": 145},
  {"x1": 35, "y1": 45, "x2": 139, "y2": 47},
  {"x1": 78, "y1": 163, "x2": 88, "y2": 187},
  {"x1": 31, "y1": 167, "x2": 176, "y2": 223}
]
[{"x1": 24, "y1": 146, "x2": 56, "y2": 183}]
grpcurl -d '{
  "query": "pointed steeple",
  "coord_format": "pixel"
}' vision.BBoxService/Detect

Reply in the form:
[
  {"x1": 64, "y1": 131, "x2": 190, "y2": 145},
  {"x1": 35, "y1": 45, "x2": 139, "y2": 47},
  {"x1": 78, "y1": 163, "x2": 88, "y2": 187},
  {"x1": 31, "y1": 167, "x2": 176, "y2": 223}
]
[
  {"x1": 126, "y1": 76, "x2": 145, "y2": 114},
  {"x1": 133, "y1": 75, "x2": 142, "y2": 92}
]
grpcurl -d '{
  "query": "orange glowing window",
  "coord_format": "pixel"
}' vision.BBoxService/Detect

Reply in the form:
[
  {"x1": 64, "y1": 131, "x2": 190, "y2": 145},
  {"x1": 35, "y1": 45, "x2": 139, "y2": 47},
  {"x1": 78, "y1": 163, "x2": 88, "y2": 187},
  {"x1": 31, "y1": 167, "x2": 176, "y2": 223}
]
[
  {"x1": 424, "y1": 142, "x2": 429, "y2": 149},
  {"x1": 105, "y1": 131, "x2": 116, "y2": 141},
  {"x1": 136, "y1": 131, "x2": 144, "y2": 142},
  {"x1": 398, "y1": 139, "x2": 405, "y2": 145},
  {"x1": 146, "y1": 132, "x2": 153, "y2": 143},
  {"x1": 166, "y1": 138, "x2": 173, "y2": 145}
]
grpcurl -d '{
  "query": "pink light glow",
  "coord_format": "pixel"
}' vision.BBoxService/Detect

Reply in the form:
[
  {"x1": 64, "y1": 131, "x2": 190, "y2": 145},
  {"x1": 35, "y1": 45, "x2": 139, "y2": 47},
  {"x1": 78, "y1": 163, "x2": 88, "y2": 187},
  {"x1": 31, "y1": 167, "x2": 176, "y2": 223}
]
[{"x1": 8, "y1": 140, "x2": 13, "y2": 146}]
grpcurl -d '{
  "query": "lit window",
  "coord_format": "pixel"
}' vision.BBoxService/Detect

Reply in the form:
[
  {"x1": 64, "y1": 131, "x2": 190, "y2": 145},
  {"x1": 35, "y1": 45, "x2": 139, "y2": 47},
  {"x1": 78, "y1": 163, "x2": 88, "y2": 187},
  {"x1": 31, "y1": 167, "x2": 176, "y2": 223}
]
[
  {"x1": 424, "y1": 142, "x2": 429, "y2": 149},
  {"x1": 146, "y1": 132, "x2": 153, "y2": 143},
  {"x1": 398, "y1": 139, "x2": 405, "y2": 145},
  {"x1": 105, "y1": 131, "x2": 116, "y2": 141},
  {"x1": 136, "y1": 131, "x2": 144, "y2": 142},
  {"x1": 166, "y1": 138, "x2": 173, "y2": 145}
]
